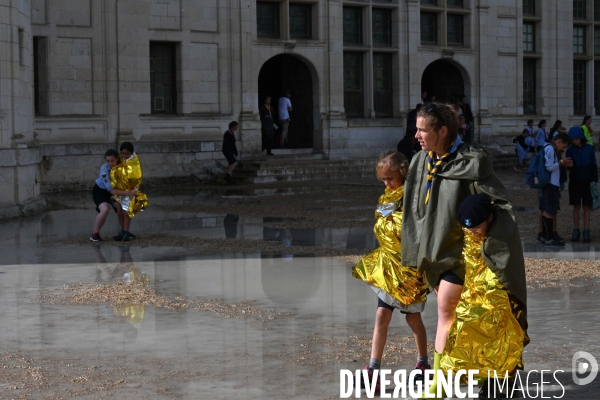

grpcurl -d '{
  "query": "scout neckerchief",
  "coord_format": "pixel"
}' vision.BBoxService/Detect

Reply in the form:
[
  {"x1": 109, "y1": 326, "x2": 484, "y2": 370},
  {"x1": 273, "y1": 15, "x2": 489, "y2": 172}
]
[{"x1": 425, "y1": 142, "x2": 456, "y2": 205}]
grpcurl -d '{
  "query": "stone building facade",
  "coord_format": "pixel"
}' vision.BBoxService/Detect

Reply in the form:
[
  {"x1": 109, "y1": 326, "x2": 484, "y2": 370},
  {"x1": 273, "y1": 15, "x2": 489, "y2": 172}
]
[{"x1": 0, "y1": 0, "x2": 593, "y2": 216}]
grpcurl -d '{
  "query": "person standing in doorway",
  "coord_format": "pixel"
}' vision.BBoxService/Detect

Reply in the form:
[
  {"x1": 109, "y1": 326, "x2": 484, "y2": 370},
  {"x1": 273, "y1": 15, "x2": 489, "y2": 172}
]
[
  {"x1": 278, "y1": 90, "x2": 292, "y2": 147},
  {"x1": 459, "y1": 95, "x2": 474, "y2": 125},
  {"x1": 260, "y1": 95, "x2": 275, "y2": 156}
]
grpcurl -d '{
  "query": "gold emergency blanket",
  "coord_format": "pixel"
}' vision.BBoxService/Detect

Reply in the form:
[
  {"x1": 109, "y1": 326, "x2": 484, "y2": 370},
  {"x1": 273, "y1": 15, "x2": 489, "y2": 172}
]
[
  {"x1": 352, "y1": 186, "x2": 428, "y2": 306},
  {"x1": 110, "y1": 153, "x2": 149, "y2": 218},
  {"x1": 441, "y1": 228, "x2": 528, "y2": 380}
]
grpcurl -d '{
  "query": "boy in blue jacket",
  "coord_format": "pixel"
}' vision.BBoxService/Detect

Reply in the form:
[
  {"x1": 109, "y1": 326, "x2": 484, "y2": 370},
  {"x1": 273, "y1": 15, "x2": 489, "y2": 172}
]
[{"x1": 566, "y1": 126, "x2": 598, "y2": 242}]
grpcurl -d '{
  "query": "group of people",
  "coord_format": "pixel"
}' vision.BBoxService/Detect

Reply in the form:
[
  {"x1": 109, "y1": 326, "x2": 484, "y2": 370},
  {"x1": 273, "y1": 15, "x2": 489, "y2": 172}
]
[
  {"x1": 90, "y1": 142, "x2": 148, "y2": 242},
  {"x1": 259, "y1": 90, "x2": 293, "y2": 155},
  {"x1": 514, "y1": 117, "x2": 598, "y2": 245},
  {"x1": 354, "y1": 102, "x2": 528, "y2": 398}
]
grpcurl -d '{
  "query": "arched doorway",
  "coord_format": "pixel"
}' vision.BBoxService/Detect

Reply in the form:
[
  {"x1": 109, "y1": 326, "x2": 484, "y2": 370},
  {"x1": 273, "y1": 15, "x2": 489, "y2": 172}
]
[
  {"x1": 258, "y1": 54, "x2": 314, "y2": 149},
  {"x1": 421, "y1": 60, "x2": 466, "y2": 103}
]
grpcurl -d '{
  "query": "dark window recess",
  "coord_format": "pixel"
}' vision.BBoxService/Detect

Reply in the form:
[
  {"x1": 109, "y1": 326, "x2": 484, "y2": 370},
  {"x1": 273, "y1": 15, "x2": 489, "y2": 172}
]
[
  {"x1": 33, "y1": 37, "x2": 48, "y2": 116},
  {"x1": 595, "y1": 61, "x2": 600, "y2": 115},
  {"x1": 596, "y1": 0, "x2": 600, "y2": 21},
  {"x1": 420, "y1": 12, "x2": 437, "y2": 44},
  {"x1": 150, "y1": 42, "x2": 177, "y2": 113},
  {"x1": 343, "y1": 52, "x2": 364, "y2": 117},
  {"x1": 289, "y1": 3, "x2": 312, "y2": 39},
  {"x1": 372, "y1": 9, "x2": 392, "y2": 46},
  {"x1": 574, "y1": 26, "x2": 586, "y2": 55},
  {"x1": 343, "y1": 7, "x2": 362, "y2": 46},
  {"x1": 523, "y1": 58, "x2": 536, "y2": 114},
  {"x1": 447, "y1": 14, "x2": 463, "y2": 45},
  {"x1": 257, "y1": 2, "x2": 280, "y2": 38},
  {"x1": 447, "y1": 0, "x2": 463, "y2": 7},
  {"x1": 523, "y1": 22, "x2": 535, "y2": 52},
  {"x1": 523, "y1": 0, "x2": 535, "y2": 15},
  {"x1": 574, "y1": 0, "x2": 586, "y2": 20},
  {"x1": 595, "y1": 28, "x2": 600, "y2": 55},
  {"x1": 574, "y1": 61, "x2": 587, "y2": 114},
  {"x1": 373, "y1": 53, "x2": 393, "y2": 117},
  {"x1": 420, "y1": 0, "x2": 436, "y2": 5}
]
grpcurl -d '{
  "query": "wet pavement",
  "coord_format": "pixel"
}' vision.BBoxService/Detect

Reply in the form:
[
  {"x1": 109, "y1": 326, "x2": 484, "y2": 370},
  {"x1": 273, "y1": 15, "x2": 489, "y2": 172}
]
[{"x1": 1, "y1": 178, "x2": 600, "y2": 398}]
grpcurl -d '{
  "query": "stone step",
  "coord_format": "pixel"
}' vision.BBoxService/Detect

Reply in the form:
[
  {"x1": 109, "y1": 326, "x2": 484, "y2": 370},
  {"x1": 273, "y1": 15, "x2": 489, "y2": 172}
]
[
  {"x1": 231, "y1": 171, "x2": 375, "y2": 184},
  {"x1": 232, "y1": 164, "x2": 374, "y2": 178}
]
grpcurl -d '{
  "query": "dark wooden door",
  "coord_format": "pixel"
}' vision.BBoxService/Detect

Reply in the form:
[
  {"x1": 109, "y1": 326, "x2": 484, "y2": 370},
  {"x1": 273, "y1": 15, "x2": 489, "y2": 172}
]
[
  {"x1": 421, "y1": 60, "x2": 465, "y2": 103},
  {"x1": 258, "y1": 55, "x2": 314, "y2": 148}
]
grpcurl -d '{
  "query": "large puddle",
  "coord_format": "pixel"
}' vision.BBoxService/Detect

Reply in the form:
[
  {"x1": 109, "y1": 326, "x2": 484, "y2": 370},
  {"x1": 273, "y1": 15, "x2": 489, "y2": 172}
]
[{"x1": 0, "y1": 246, "x2": 599, "y2": 398}]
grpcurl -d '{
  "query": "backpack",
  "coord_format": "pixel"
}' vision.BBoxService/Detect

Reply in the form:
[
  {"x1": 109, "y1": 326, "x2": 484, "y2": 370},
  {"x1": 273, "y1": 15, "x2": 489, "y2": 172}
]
[{"x1": 525, "y1": 144, "x2": 554, "y2": 189}]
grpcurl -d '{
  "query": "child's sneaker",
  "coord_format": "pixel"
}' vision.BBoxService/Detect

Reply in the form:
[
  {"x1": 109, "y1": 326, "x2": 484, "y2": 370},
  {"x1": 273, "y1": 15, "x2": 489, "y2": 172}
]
[
  {"x1": 113, "y1": 230, "x2": 124, "y2": 241},
  {"x1": 121, "y1": 231, "x2": 132, "y2": 242},
  {"x1": 408, "y1": 361, "x2": 431, "y2": 386},
  {"x1": 583, "y1": 229, "x2": 591, "y2": 242},
  {"x1": 572, "y1": 229, "x2": 581, "y2": 242},
  {"x1": 90, "y1": 233, "x2": 102, "y2": 242},
  {"x1": 128, "y1": 232, "x2": 136, "y2": 239},
  {"x1": 355, "y1": 366, "x2": 380, "y2": 392}
]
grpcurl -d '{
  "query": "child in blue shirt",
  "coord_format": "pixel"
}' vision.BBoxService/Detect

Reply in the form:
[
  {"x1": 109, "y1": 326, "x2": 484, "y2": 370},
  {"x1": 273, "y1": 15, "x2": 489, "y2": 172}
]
[{"x1": 91, "y1": 149, "x2": 134, "y2": 242}]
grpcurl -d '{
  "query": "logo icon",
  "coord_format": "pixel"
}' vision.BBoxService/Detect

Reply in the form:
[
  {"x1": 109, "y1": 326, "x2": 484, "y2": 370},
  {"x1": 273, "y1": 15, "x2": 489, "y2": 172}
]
[{"x1": 572, "y1": 351, "x2": 598, "y2": 386}]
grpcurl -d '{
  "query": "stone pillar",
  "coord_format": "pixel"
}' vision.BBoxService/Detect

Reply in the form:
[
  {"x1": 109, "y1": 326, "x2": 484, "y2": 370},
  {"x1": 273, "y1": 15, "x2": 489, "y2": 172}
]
[
  {"x1": 476, "y1": 0, "x2": 493, "y2": 144},
  {"x1": 0, "y1": 0, "x2": 44, "y2": 218}
]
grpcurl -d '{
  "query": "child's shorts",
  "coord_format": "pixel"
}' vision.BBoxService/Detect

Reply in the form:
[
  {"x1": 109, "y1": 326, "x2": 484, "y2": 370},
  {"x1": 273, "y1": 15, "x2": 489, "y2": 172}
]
[
  {"x1": 376, "y1": 293, "x2": 425, "y2": 314},
  {"x1": 569, "y1": 181, "x2": 593, "y2": 207},
  {"x1": 92, "y1": 184, "x2": 117, "y2": 213},
  {"x1": 539, "y1": 184, "x2": 561, "y2": 215}
]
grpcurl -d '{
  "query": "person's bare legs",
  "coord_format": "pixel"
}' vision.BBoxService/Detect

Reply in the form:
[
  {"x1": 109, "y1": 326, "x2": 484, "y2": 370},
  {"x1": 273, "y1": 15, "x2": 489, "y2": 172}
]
[
  {"x1": 405, "y1": 312, "x2": 427, "y2": 358},
  {"x1": 573, "y1": 205, "x2": 581, "y2": 230},
  {"x1": 117, "y1": 207, "x2": 125, "y2": 230},
  {"x1": 123, "y1": 214, "x2": 131, "y2": 231},
  {"x1": 93, "y1": 202, "x2": 111, "y2": 234},
  {"x1": 370, "y1": 307, "x2": 393, "y2": 361},
  {"x1": 227, "y1": 162, "x2": 237, "y2": 175},
  {"x1": 583, "y1": 205, "x2": 591, "y2": 230},
  {"x1": 434, "y1": 281, "x2": 463, "y2": 353}
]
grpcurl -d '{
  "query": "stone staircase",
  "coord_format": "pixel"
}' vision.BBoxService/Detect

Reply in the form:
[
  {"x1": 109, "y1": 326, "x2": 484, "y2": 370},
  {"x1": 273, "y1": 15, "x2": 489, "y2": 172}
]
[{"x1": 218, "y1": 149, "x2": 375, "y2": 184}]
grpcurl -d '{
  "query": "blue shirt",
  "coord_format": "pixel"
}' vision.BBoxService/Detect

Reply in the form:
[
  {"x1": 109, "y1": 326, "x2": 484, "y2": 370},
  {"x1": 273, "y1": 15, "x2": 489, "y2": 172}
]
[
  {"x1": 536, "y1": 128, "x2": 548, "y2": 147},
  {"x1": 95, "y1": 163, "x2": 113, "y2": 191},
  {"x1": 543, "y1": 144, "x2": 560, "y2": 187}
]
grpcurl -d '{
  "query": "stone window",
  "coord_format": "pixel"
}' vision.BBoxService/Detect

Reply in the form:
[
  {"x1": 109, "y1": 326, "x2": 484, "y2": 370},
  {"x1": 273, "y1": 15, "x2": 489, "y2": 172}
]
[
  {"x1": 523, "y1": 0, "x2": 535, "y2": 16},
  {"x1": 289, "y1": 3, "x2": 312, "y2": 39},
  {"x1": 420, "y1": 12, "x2": 438, "y2": 44},
  {"x1": 574, "y1": 61, "x2": 587, "y2": 114},
  {"x1": 447, "y1": 14, "x2": 464, "y2": 45},
  {"x1": 523, "y1": 23, "x2": 535, "y2": 53},
  {"x1": 523, "y1": 59, "x2": 536, "y2": 114},
  {"x1": 420, "y1": 0, "x2": 436, "y2": 5},
  {"x1": 420, "y1": 1, "x2": 468, "y2": 48},
  {"x1": 595, "y1": 62, "x2": 600, "y2": 114},
  {"x1": 342, "y1": 1, "x2": 398, "y2": 118},
  {"x1": 257, "y1": 2, "x2": 280, "y2": 38},
  {"x1": 372, "y1": 9, "x2": 392, "y2": 46},
  {"x1": 150, "y1": 42, "x2": 177, "y2": 114},
  {"x1": 596, "y1": 0, "x2": 600, "y2": 21},
  {"x1": 343, "y1": 7, "x2": 362, "y2": 46},
  {"x1": 574, "y1": 26, "x2": 586, "y2": 55},
  {"x1": 343, "y1": 52, "x2": 364, "y2": 117},
  {"x1": 574, "y1": 0, "x2": 586, "y2": 20},
  {"x1": 33, "y1": 37, "x2": 49, "y2": 116},
  {"x1": 373, "y1": 53, "x2": 393, "y2": 117}
]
